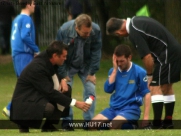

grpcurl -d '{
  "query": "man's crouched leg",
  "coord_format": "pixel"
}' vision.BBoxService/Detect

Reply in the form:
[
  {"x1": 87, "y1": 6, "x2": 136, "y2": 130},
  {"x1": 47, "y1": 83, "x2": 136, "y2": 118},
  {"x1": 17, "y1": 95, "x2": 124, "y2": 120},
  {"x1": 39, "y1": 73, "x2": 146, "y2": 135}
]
[
  {"x1": 42, "y1": 85, "x2": 72, "y2": 132},
  {"x1": 42, "y1": 102, "x2": 60, "y2": 132}
]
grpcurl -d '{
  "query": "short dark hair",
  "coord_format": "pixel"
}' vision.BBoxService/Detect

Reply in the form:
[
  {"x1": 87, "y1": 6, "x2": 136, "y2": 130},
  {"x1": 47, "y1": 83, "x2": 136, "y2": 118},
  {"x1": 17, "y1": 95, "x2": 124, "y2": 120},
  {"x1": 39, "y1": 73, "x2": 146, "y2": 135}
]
[
  {"x1": 46, "y1": 41, "x2": 68, "y2": 59},
  {"x1": 19, "y1": 0, "x2": 33, "y2": 9},
  {"x1": 106, "y1": 18, "x2": 125, "y2": 35},
  {"x1": 114, "y1": 44, "x2": 132, "y2": 58}
]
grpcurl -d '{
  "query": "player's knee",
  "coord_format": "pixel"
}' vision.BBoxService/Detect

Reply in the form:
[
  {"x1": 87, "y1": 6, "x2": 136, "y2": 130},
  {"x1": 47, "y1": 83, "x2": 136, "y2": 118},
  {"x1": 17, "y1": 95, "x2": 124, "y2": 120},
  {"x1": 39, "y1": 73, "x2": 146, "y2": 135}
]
[
  {"x1": 161, "y1": 84, "x2": 173, "y2": 95},
  {"x1": 162, "y1": 88, "x2": 168, "y2": 95}
]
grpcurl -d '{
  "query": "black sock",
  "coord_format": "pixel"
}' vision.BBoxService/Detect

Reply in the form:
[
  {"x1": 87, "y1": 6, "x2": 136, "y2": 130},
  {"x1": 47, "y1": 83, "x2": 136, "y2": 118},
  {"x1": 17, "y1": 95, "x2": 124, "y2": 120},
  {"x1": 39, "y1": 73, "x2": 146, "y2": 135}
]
[
  {"x1": 164, "y1": 102, "x2": 175, "y2": 124},
  {"x1": 152, "y1": 102, "x2": 164, "y2": 126}
]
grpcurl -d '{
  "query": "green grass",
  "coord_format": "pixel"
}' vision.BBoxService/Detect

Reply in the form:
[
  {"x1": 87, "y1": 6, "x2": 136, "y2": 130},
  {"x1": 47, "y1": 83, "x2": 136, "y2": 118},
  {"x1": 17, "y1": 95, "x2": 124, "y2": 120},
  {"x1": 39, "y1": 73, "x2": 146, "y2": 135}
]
[
  {"x1": 0, "y1": 57, "x2": 181, "y2": 135},
  {"x1": 1, "y1": 129, "x2": 181, "y2": 136}
]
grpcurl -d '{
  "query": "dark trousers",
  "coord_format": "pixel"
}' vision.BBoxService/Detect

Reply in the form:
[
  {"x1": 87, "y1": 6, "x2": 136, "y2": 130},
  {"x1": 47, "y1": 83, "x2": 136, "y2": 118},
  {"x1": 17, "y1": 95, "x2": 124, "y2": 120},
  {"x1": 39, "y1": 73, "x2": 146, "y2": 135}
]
[
  {"x1": 16, "y1": 85, "x2": 72, "y2": 128},
  {"x1": 43, "y1": 85, "x2": 72, "y2": 125}
]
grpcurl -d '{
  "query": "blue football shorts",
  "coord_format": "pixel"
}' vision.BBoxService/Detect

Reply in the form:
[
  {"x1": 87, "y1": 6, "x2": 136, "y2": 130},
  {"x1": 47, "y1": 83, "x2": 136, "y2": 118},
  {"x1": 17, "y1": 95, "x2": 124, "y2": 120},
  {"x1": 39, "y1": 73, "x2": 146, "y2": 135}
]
[
  {"x1": 100, "y1": 107, "x2": 140, "y2": 121},
  {"x1": 12, "y1": 53, "x2": 34, "y2": 77}
]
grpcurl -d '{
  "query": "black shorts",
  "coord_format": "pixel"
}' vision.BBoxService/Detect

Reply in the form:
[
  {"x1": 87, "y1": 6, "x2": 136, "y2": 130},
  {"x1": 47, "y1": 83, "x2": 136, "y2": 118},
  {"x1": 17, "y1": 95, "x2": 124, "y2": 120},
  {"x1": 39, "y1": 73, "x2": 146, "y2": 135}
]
[{"x1": 150, "y1": 61, "x2": 181, "y2": 86}]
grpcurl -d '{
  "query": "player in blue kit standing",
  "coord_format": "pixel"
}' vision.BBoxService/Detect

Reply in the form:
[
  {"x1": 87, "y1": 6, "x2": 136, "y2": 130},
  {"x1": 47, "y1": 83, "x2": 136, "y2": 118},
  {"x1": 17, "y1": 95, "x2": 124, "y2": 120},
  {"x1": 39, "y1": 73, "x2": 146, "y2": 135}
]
[
  {"x1": 91, "y1": 44, "x2": 151, "y2": 129},
  {"x1": 2, "y1": 0, "x2": 40, "y2": 117}
]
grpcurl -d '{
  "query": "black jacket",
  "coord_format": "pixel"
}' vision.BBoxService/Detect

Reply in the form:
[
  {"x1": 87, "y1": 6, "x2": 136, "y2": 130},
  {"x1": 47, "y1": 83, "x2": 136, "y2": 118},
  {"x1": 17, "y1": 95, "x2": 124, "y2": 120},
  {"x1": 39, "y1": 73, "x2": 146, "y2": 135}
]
[{"x1": 10, "y1": 51, "x2": 72, "y2": 128}]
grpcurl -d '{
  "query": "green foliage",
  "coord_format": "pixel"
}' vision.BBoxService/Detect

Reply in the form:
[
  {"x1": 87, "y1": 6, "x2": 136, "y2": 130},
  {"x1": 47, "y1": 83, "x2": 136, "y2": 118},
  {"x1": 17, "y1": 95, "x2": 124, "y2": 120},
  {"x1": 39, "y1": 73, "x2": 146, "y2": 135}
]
[
  {"x1": 136, "y1": 5, "x2": 150, "y2": 17},
  {"x1": 109, "y1": 39, "x2": 119, "y2": 49},
  {"x1": 117, "y1": 0, "x2": 148, "y2": 18}
]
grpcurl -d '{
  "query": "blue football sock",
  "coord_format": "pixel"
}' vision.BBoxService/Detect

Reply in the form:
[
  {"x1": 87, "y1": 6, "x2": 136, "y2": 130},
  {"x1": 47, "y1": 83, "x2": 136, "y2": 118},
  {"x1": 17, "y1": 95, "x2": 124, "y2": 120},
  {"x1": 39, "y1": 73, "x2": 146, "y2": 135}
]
[
  {"x1": 121, "y1": 123, "x2": 135, "y2": 129},
  {"x1": 6, "y1": 102, "x2": 12, "y2": 110}
]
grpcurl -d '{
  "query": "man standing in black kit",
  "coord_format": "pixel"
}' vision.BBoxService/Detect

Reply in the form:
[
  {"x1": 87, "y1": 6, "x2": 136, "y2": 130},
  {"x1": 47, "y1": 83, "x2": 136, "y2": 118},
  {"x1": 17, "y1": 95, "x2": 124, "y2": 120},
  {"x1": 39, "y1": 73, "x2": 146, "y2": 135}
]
[{"x1": 106, "y1": 16, "x2": 181, "y2": 129}]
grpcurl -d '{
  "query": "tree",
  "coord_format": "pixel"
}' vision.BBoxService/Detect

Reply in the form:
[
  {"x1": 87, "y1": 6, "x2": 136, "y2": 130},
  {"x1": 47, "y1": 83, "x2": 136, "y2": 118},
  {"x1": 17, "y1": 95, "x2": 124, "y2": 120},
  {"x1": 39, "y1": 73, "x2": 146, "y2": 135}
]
[
  {"x1": 92, "y1": 0, "x2": 121, "y2": 55},
  {"x1": 164, "y1": 0, "x2": 181, "y2": 43}
]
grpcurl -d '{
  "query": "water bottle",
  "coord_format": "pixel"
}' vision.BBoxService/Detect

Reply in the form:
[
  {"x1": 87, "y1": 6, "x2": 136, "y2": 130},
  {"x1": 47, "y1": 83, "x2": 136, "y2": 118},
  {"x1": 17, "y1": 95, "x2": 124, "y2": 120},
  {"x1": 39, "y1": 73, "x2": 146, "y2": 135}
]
[{"x1": 85, "y1": 96, "x2": 94, "y2": 105}]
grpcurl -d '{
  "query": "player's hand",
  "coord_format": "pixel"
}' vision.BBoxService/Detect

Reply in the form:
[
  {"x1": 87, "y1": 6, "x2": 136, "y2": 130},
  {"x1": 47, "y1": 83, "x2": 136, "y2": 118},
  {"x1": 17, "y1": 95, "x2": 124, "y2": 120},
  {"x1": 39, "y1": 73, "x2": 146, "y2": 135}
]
[
  {"x1": 86, "y1": 75, "x2": 96, "y2": 85},
  {"x1": 141, "y1": 122, "x2": 152, "y2": 130},
  {"x1": 112, "y1": 54, "x2": 118, "y2": 70},
  {"x1": 147, "y1": 76, "x2": 153, "y2": 89},
  {"x1": 141, "y1": 120, "x2": 150, "y2": 129},
  {"x1": 75, "y1": 101, "x2": 91, "y2": 112}
]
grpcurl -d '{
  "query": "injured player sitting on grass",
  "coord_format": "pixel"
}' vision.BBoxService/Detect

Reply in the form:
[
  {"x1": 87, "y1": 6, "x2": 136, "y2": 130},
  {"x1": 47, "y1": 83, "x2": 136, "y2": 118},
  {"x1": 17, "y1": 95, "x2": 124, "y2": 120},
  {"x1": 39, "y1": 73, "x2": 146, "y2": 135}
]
[{"x1": 89, "y1": 44, "x2": 151, "y2": 130}]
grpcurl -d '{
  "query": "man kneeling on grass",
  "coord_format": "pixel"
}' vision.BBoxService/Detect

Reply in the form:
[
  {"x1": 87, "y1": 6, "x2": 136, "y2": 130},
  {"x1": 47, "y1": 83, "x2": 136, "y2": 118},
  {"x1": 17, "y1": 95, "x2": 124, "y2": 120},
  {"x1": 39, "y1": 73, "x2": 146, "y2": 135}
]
[
  {"x1": 90, "y1": 44, "x2": 151, "y2": 129},
  {"x1": 10, "y1": 41, "x2": 90, "y2": 133}
]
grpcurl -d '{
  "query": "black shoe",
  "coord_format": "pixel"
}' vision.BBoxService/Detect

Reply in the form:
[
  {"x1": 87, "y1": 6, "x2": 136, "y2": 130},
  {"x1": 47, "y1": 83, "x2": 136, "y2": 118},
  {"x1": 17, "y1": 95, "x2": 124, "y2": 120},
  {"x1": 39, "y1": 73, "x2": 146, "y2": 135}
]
[
  {"x1": 162, "y1": 123, "x2": 174, "y2": 129},
  {"x1": 62, "y1": 126, "x2": 74, "y2": 131},
  {"x1": 143, "y1": 122, "x2": 163, "y2": 130},
  {"x1": 142, "y1": 122, "x2": 153, "y2": 130},
  {"x1": 41, "y1": 124, "x2": 59, "y2": 132},
  {"x1": 82, "y1": 121, "x2": 89, "y2": 130},
  {"x1": 18, "y1": 125, "x2": 29, "y2": 133},
  {"x1": 61, "y1": 120, "x2": 74, "y2": 131}
]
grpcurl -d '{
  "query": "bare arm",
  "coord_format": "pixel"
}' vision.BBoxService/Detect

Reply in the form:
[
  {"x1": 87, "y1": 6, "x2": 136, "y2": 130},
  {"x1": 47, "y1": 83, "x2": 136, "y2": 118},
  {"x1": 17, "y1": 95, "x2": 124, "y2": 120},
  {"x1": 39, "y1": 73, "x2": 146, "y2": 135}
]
[
  {"x1": 142, "y1": 54, "x2": 154, "y2": 75},
  {"x1": 142, "y1": 54, "x2": 154, "y2": 88},
  {"x1": 141, "y1": 92, "x2": 151, "y2": 127}
]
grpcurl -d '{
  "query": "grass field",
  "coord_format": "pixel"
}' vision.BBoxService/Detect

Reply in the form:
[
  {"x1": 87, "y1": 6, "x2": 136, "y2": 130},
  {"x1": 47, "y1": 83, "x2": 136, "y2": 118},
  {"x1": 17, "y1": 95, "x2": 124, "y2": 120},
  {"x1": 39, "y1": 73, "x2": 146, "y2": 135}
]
[{"x1": 0, "y1": 54, "x2": 181, "y2": 135}]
